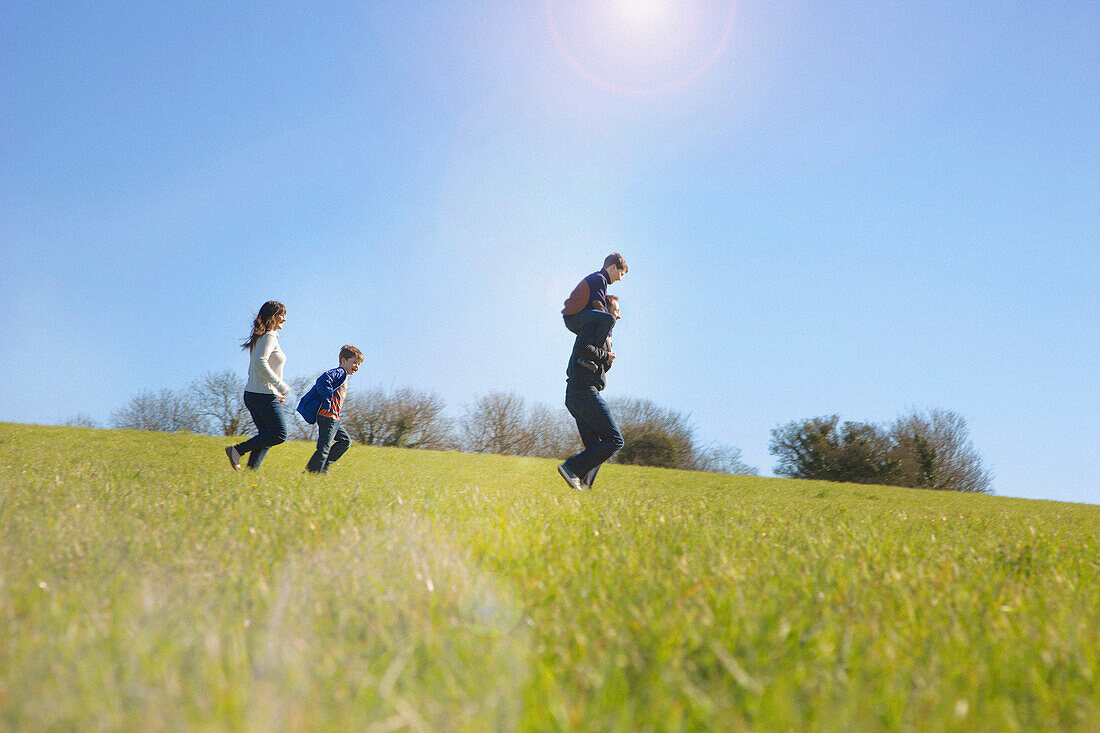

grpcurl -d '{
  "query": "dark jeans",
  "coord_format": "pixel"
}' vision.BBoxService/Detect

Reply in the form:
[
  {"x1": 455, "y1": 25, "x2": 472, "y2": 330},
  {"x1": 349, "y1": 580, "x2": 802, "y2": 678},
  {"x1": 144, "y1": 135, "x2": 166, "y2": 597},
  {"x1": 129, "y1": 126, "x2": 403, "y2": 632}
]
[
  {"x1": 564, "y1": 310, "x2": 615, "y2": 359},
  {"x1": 307, "y1": 416, "x2": 351, "y2": 473},
  {"x1": 563, "y1": 387, "x2": 624, "y2": 488},
  {"x1": 235, "y1": 391, "x2": 288, "y2": 469}
]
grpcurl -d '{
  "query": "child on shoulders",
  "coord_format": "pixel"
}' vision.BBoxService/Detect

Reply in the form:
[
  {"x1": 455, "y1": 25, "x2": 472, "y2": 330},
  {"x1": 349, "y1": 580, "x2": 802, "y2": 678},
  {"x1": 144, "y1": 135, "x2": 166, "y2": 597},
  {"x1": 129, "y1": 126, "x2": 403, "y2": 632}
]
[{"x1": 562, "y1": 253, "x2": 627, "y2": 373}]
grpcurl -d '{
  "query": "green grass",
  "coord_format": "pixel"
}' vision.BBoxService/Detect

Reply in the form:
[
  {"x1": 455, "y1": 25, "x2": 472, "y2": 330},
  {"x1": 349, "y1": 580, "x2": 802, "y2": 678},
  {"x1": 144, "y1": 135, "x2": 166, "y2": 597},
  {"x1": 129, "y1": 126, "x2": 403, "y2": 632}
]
[{"x1": 1, "y1": 423, "x2": 1097, "y2": 731}]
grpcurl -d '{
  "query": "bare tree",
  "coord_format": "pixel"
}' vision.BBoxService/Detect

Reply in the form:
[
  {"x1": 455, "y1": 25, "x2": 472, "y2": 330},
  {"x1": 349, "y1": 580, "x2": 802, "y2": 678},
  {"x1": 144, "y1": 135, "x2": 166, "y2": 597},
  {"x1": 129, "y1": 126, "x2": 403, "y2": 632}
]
[
  {"x1": 110, "y1": 389, "x2": 205, "y2": 433},
  {"x1": 459, "y1": 392, "x2": 537, "y2": 455},
  {"x1": 527, "y1": 402, "x2": 582, "y2": 459},
  {"x1": 341, "y1": 387, "x2": 384, "y2": 445},
  {"x1": 385, "y1": 387, "x2": 453, "y2": 449},
  {"x1": 64, "y1": 413, "x2": 100, "y2": 428},
  {"x1": 189, "y1": 370, "x2": 249, "y2": 436},
  {"x1": 286, "y1": 375, "x2": 318, "y2": 442},
  {"x1": 888, "y1": 409, "x2": 993, "y2": 493},
  {"x1": 452, "y1": 395, "x2": 577, "y2": 459},
  {"x1": 343, "y1": 386, "x2": 453, "y2": 449},
  {"x1": 691, "y1": 442, "x2": 759, "y2": 475},
  {"x1": 341, "y1": 387, "x2": 389, "y2": 446}
]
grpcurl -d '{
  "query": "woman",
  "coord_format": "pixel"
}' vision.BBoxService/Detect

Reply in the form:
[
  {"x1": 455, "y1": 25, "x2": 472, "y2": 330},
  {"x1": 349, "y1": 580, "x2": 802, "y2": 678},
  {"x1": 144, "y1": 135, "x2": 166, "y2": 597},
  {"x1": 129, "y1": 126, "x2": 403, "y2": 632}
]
[{"x1": 225, "y1": 300, "x2": 291, "y2": 470}]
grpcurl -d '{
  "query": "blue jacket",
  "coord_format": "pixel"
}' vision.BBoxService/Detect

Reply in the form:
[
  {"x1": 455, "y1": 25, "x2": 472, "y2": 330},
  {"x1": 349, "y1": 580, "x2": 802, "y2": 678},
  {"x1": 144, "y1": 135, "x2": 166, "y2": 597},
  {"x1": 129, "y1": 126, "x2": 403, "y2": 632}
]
[
  {"x1": 562, "y1": 269, "x2": 610, "y2": 316},
  {"x1": 296, "y1": 367, "x2": 347, "y2": 424}
]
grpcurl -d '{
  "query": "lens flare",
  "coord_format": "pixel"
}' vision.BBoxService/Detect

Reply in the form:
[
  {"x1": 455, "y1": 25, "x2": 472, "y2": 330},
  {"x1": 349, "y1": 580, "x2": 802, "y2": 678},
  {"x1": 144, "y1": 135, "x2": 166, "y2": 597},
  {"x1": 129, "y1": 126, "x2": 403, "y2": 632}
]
[
  {"x1": 546, "y1": 0, "x2": 737, "y2": 96},
  {"x1": 615, "y1": 0, "x2": 669, "y2": 29}
]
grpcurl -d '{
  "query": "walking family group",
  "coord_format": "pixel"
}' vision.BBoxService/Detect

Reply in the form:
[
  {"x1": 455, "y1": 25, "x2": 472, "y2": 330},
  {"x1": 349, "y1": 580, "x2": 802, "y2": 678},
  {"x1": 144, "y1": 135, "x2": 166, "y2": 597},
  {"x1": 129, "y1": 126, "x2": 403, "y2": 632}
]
[{"x1": 225, "y1": 254, "x2": 628, "y2": 490}]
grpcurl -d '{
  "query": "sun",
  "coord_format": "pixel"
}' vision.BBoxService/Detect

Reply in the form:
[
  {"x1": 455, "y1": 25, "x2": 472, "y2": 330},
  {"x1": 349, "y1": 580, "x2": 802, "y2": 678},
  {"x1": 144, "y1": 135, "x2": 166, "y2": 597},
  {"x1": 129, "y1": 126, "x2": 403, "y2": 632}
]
[
  {"x1": 614, "y1": 0, "x2": 670, "y2": 30},
  {"x1": 546, "y1": 0, "x2": 737, "y2": 96}
]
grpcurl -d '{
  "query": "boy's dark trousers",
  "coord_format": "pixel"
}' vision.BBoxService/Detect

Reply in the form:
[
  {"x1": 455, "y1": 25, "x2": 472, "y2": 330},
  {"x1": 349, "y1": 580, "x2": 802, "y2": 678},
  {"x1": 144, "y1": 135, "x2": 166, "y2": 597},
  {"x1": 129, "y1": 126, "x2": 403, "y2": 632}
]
[
  {"x1": 307, "y1": 416, "x2": 351, "y2": 473},
  {"x1": 563, "y1": 310, "x2": 615, "y2": 358}
]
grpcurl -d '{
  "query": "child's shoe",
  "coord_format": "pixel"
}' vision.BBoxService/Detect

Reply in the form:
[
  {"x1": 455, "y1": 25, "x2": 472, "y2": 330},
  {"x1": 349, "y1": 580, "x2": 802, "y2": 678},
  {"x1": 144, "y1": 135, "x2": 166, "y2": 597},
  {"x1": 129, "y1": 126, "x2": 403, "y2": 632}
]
[{"x1": 575, "y1": 357, "x2": 598, "y2": 372}]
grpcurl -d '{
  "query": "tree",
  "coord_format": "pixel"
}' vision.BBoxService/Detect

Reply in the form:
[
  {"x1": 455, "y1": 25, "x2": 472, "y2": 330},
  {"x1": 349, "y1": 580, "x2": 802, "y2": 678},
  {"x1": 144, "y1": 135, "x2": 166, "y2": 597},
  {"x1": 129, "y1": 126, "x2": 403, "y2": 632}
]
[
  {"x1": 769, "y1": 410, "x2": 993, "y2": 493},
  {"x1": 342, "y1": 386, "x2": 453, "y2": 449},
  {"x1": 607, "y1": 397, "x2": 697, "y2": 469},
  {"x1": 888, "y1": 409, "x2": 993, "y2": 493},
  {"x1": 770, "y1": 414, "x2": 837, "y2": 480},
  {"x1": 616, "y1": 430, "x2": 680, "y2": 468},
  {"x1": 189, "y1": 370, "x2": 249, "y2": 436},
  {"x1": 110, "y1": 389, "x2": 205, "y2": 433},
  {"x1": 286, "y1": 375, "x2": 318, "y2": 442},
  {"x1": 381, "y1": 387, "x2": 453, "y2": 449},
  {"x1": 341, "y1": 387, "x2": 388, "y2": 446},
  {"x1": 832, "y1": 420, "x2": 899, "y2": 484},
  {"x1": 691, "y1": 443, "x2": 759, "y2": 476},
  {"x1": 769, "y1": 415, "x2": 897, "y2": 484},
  {"x1": 526, "y1": 403, "x2": 581, "y2": 460},
  {"x1": 459, "y1": 392, "x2": 536, "y2": 455},
  {"x1": 64, "y1": 414, "x2": 100, "y2": 428},
  {"x1": 454, "y1": 395, "x2": 577, "y2": 459}
]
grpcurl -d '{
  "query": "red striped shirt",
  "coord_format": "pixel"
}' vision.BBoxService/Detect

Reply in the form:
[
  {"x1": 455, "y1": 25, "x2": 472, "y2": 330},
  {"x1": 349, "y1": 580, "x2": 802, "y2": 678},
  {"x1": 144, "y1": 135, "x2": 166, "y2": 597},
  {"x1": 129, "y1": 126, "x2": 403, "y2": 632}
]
[{"x1": 317, "y1": 383, "x2": 346, "y2": 419}]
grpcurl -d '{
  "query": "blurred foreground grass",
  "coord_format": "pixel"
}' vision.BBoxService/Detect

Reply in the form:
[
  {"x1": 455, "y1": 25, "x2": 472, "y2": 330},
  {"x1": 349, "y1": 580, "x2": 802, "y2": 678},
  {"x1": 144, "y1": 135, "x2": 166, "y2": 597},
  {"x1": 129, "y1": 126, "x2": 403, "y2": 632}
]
[{"x1": 1, "y1": 423, "x2": 1097, "y2": 731}]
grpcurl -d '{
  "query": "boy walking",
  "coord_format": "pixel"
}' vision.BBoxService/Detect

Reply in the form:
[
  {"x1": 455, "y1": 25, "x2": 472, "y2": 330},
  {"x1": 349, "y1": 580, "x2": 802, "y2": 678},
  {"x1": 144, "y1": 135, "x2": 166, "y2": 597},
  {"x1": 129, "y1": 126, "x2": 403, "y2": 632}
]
[{"x1": 301, "y1": 345, "x2": 363, "y2": 474}]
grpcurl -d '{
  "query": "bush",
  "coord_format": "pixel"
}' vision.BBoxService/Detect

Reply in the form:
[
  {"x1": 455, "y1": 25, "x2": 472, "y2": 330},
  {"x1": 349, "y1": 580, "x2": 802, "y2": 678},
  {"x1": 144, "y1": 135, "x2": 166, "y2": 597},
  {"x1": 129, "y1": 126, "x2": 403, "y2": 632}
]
[
  {"x1": 616, "y1": 430, "x2": 680, "y2": 468},
  {"x1": 769, "y1": 409, "x2": 992, "y2": 493}
]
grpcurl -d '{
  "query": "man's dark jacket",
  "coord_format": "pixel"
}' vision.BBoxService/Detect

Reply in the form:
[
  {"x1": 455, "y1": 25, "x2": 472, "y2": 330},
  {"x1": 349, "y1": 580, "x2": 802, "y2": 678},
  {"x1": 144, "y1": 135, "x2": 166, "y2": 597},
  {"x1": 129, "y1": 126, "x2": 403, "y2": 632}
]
[{"x1": 566, "y1": 333, "x2": 613, "y2": 391}]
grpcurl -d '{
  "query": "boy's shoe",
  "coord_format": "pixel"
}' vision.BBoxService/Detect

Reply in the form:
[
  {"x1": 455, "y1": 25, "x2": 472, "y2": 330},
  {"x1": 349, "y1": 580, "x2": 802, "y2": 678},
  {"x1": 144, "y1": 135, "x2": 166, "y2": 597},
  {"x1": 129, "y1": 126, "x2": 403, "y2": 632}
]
[
  {"x1": 575, "y1": 358, "x2": 598, "y2": 372},
  {"x1": 225, "y1": 446, "x2": 241, "y2": 471},
  {"x1": 557, "y1": 463, "x2": 584, "y2": 491}
]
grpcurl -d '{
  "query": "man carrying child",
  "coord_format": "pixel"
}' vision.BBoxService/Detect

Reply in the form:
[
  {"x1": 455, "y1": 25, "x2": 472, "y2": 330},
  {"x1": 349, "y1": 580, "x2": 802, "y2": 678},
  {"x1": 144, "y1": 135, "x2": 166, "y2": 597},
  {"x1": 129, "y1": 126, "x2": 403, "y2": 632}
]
[
  {"x1": 561, "y1": 253, "x2": 627, "y2": 372},
  {"x1": 557, "y1": 253, "x2": 627, "y2": 491},
  {"x1": 558, "y1": 294, "x2": 624, "y2": 490}
]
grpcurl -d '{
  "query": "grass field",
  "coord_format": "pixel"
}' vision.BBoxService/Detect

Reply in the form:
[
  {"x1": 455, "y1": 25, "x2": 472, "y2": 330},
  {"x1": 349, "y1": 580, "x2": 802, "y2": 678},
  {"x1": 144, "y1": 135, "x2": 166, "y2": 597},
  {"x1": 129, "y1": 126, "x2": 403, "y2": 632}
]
[{"x1": 1, "y1": 423, "x2": 1097, "y2": 731}]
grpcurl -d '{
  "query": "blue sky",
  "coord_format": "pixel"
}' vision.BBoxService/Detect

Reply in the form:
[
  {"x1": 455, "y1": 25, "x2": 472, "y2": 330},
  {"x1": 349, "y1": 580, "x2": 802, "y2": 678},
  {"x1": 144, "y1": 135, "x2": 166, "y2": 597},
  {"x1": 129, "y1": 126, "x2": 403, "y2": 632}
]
[{"x1": 2, "y1": 1, "x2": 1097, "y2": 505}]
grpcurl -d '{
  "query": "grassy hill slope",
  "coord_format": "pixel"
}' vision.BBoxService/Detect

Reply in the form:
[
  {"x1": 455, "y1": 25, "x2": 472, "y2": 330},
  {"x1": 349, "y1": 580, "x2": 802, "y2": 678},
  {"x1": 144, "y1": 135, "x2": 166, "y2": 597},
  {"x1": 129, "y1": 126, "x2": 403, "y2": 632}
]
[{"x1": 1, "y1": 423, "x2": 1097, "y2": 731}]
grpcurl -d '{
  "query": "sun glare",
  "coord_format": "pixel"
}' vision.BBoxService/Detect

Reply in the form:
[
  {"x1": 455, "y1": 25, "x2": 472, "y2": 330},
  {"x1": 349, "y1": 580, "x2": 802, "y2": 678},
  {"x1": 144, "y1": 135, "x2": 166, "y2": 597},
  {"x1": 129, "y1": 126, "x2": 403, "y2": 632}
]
[
  {"x1": 546, "y1": 0, "x2": 737, "y2": 95},
  {"x1": 615, "y1": 0, "x2": 669, "y2": 29}
]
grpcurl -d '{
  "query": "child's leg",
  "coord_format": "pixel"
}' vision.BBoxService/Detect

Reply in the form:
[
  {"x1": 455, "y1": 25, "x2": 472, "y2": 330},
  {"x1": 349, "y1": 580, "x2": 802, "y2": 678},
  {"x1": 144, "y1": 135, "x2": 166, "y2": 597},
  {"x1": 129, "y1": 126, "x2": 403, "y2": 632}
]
[
  {"x1": 307, "y1": 416, "x2": 338, "y2": 473},
  {"x1": 577, "y1": 310, "x2": 615, "y2": 350},
  {"x1": 323, "y1": 422, "x2": 352, "y2": 471},
  {"x1": 564, "y1": 308, "x2": 611, "y2": 336}
]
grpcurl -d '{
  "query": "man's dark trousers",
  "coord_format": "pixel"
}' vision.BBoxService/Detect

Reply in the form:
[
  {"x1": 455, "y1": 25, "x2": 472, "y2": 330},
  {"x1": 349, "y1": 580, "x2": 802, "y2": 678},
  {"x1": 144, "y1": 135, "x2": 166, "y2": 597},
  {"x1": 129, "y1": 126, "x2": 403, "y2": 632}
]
[
  {"x1": 563, "y1": 387, "x2": 624, "y2": 488},
  {"x1": 307, "y1": 416, "x2": 351, "y2": 473}
]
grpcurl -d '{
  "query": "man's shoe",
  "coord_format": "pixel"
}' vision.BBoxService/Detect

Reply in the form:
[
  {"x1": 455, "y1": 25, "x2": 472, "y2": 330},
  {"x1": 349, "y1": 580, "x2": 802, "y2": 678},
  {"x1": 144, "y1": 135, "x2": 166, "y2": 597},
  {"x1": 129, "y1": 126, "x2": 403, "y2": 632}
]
[
  {"x1": 225, "y1": 446, "x2": 241, "y2": 471},
  {"x1": 557, "y1": 463, "x2": 584, "y2": 491},
  {"x1": 575, "y1": 358, "x2": 598, "y2": 372}
]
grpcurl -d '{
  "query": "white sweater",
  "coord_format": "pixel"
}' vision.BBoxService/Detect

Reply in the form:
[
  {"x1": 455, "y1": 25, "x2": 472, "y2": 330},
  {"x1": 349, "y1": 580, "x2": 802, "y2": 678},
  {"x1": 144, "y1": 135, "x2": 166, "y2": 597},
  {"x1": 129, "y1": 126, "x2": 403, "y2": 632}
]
[{"x1": 245, "y1": 332, "x2": 289, "y2": 396}]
